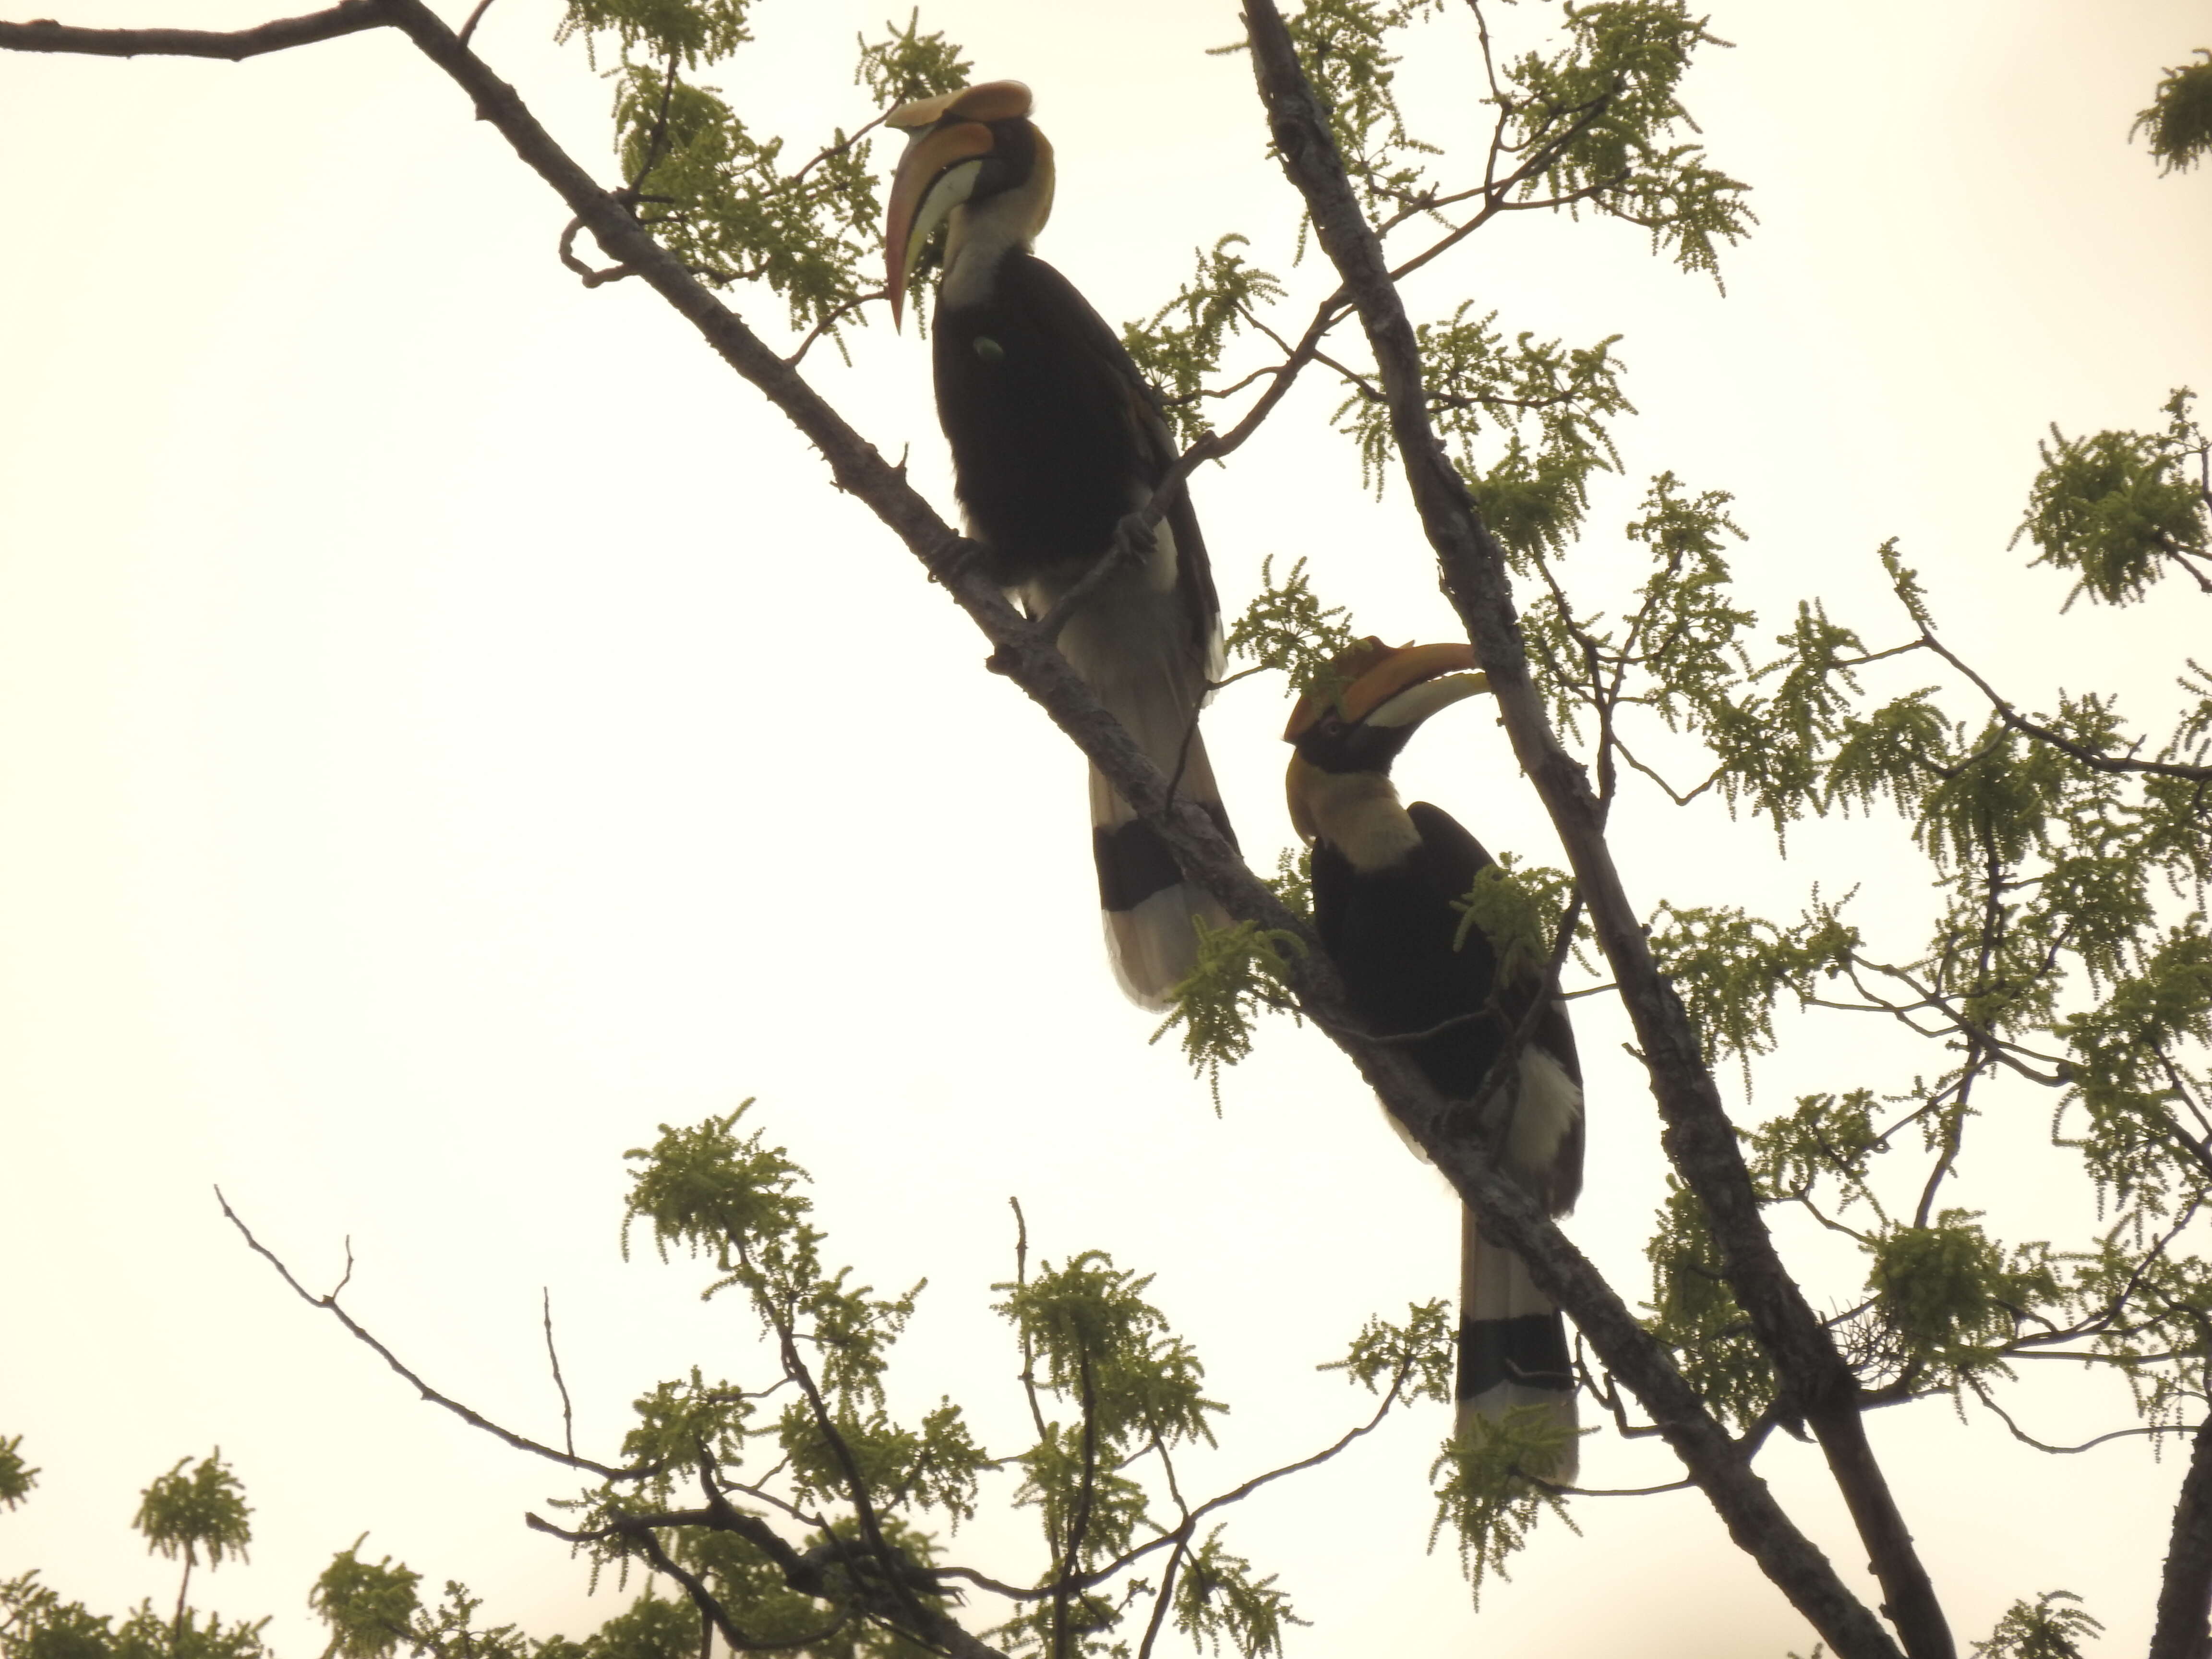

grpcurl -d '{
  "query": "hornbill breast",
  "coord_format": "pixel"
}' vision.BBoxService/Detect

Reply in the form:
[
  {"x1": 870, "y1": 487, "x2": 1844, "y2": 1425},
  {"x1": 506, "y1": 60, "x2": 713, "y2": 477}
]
[{"x1": 933, "y1": 252, "x2": 1166, "y2": 578}]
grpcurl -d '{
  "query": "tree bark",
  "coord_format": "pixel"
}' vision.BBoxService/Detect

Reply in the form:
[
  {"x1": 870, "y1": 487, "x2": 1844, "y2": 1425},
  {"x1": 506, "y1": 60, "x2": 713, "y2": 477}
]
[
  {"x1": 2152, "y1": 1414, "x2": 2212, "y2": 1659},
  {"x1": 0, "y1": 2, "x2": 383, "y2": 60}
]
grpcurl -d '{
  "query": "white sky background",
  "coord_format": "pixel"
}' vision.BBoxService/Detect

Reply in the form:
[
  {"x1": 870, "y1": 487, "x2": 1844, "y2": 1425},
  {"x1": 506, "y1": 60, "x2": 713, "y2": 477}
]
[{"x1": 1, "y1": 2, "x2": 2209, "y2": 1655}]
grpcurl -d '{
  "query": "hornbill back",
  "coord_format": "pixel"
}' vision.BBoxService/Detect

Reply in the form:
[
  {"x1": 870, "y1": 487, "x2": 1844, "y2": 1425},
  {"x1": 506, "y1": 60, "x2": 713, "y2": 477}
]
[
  {"x1": 1287, "y1": 639, "x2": 1585, "y2": 1478},
  {"x1": 886, "y1": 82, "x2": 1236, "y2": 1008}
]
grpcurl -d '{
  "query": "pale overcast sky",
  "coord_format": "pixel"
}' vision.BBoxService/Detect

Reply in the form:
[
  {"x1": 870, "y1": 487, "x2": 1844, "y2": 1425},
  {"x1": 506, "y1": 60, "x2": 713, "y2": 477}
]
[{"x1": 2, "y1": 4, "x2": 2209, "y2": 1656}]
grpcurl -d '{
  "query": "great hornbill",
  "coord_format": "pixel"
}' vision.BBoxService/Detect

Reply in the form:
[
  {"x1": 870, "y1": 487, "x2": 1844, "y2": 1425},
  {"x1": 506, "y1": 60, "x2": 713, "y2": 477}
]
[
  {"x1": 1284, "y1": 638, "x2": 1584, "y2": 1475},
  {"x1": 884, "y1": 81, "x2": 1235, "y2": 1008}
]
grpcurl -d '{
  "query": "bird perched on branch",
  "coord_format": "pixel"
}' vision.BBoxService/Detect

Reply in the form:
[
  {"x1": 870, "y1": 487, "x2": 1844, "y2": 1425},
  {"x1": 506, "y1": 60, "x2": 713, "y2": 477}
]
[
  {"x1": 884, "y1": 80, "x2": 1235, "y2": 1008},
  {"x1": 1284, "y1": 638, "x2": 1584, "y2": 1476}
]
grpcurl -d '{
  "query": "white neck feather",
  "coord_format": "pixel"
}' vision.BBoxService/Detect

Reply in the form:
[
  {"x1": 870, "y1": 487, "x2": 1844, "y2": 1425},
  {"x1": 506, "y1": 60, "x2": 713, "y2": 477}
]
[
  {"x1": 1306, "y1": 771, "x2": 1422, "y2": 871},
  {"x1": 941, "y1": 139, "x2": 1054, "y2": 309}
]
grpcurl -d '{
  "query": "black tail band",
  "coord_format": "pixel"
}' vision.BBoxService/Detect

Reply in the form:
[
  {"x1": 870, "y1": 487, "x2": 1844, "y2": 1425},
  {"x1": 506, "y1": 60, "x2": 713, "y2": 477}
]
[
  {"x1": 1458, "y1": 1310, "x2": 1573, "y2": 1399},
  {"x1": 1092, "y1": 800, "x2": 1238, "y2": 913}
]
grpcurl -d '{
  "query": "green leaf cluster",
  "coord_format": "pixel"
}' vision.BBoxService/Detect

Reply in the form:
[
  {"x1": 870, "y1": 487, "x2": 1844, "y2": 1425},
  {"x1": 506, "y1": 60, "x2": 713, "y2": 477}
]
[
  {"x1": 1491, "y1": 1, "x2": 1754, "y2": 280},
  {"x1": 560, "y1": 12, "x2": 973, "y2": 343},
  {"x1": 1224, "y1": 558, "x2": 1360, "y2": 704},
  {"x1": 1451, "y1": 853, "x2": 1582, "y2": 984},
  {"x1": 1644, "y1": 898, "x2": 1856, "y2": 1073},
  {"x1": 1279, "y1": 0, "x2": 1447, "y2": 209},
  {"x1": 1970, "y1": 1590, "x2": 2103, "y2": 1659},
  {"x1": 1427, "y1": 1411, "x2": 1579, "y2": 1606},
  {"x1": 134, "y1": 1452, "x2": 251, "y2": 1573},
  {"x1": 1641, "y1": 1181, "x2": 1776, "y2": 1432},
  {"x1": 0, "y1": 1438, "x2": 35, "y2": 1512},
  {"x1": 2013, "y1": 389, "x2": 2210, "y2": 608},
  {"x1": 1122, "y1": 238, "x2": 1286, "y2": 449},
  {"x1": 0, "y1": 1587, "x2": 270, "y2": 1659},
  {"x1": 1324, "y1": 1300, "x2": 1458, "y2": 1406},
  {"x1": 2132, "y1": 50, "x2": 2212, "y2": 174},
  {"x1": 308, "y1": 1539, "x2": 421, "y2": 1659},
  {"x1": 1153, "y1": 907, "x2": 1308, "y2": 1111},
  {"x1": 1865, "y1": 1212, "x2": 2059, "y2": 1383}
]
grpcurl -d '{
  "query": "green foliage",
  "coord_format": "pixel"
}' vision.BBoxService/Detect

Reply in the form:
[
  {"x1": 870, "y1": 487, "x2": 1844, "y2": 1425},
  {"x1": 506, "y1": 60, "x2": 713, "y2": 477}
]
[
  {"x1": 2132, "y1": 50, "x2": 2212, "y2": 174},
  {"x1": 612, "y1": 66, "x2": 886, "y2": 334},
  {"x1": 558, "y1": 12, "x2": 974, "y2": 346},
  {"x1": 1323, "y1": 1300, "x2": 1458, "y2": 1406},
  {"x1": 1747, "y1": 1091, "x2": 1886, "y2": 1214},
  {"x1": 406, "y1": 1583, "x2": 533, "y2": 1659},
  {"x1": 2055, "y1": 914, "x2": 2212, "y2": 1211},
  {"x1": 1223, "y1": 558, "x2": 1361, "y2": 703},
  {"x1": 0, "y1": 1582, "x2": 270, "y2": 1659},
  {"x1": 1123, "y1": 238, "x2": 1286, "y2": 448},
  {"x1": 1428, "y1": 1412, "x2": 1579, "y2": 1606},
  {"x1": 1643, "y1": 1181, "x2": 1774, "y2": 1431},
  {"x1": 1970, "y1": 1590, "x2": 2103, "y2": 1659},
  {"x1": 1865, "y1": 1212, "x2": 2058, "y2": 1382},
  {"x1": 1170, "y1": 1529, "x2": 1306, "y2": 1659},
  {"x1": 1644, "y1": 898, "x2": 1856, "y2": 1073},
  {"x1": 996, "y1": 1253, "x2": 1224, "y2": 1456},
  {"x1": 0, "y1": 1438, "x2": 35, "y2": 1511},
  {"x1": 2013, "y1": 389, "x2": 2210, "y2": 608},
  {"x1": 1279, "y1": 0, "x2": 1447, "y2": 208},
  {"x1": 852, "y1": 10, "x2": 972, "y2": 109},
  {"x1": 1450, "y1": 853, "x2": 1581, "y2": 985},
  {"x1": 134, "y1": 1452, "x2": 251, "y2": 1573},
  {"x1": 558, "y1": 0, "x2": 753, "y2": 70},
  {"x1": 555, "y1": 1592, "x2": 693, "y2": 1659},
  {"x1": 1491, "y1": 1, "x2": 1755, "y2": 281},
  {"x1": 1337, "y1": 307, "x2": 1631, "y2": 549},
  {"x1": 1153, "y1": 913, "x2": 1308, "y2": 1109},
  {"x1": 309, "y1": 1538, "x2": 421, "y2": 1659}
]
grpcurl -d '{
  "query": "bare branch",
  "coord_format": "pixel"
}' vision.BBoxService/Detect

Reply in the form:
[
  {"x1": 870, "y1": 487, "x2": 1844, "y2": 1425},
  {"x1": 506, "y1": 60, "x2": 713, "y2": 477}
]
[
  {"x1": 542, "y1": 1287, "x2": 577, "y2": 1461},
  {"x1": 0, "y1": 0, "x2": 384, "y2": 60},
  {"x1": 216, "y1": 1187, "x2": 653, "y2": 1481},
  {"x1": 1910, "y1": 611, "x2": 2212, "y2": 781}
]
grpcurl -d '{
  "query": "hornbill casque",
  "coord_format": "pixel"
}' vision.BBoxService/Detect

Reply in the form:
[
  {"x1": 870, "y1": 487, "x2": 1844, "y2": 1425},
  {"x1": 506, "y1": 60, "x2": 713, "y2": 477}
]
[
  {"x1": 1284, "y1": 638, "x2": 1585, "y2": 1476},
  {"x1": 884, "y1": 81, "x2": 1236, "y2": 1008}
]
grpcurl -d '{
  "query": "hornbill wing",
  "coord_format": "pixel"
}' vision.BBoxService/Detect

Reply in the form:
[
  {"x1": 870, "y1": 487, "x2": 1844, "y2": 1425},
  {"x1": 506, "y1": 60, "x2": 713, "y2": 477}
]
[
  {"x1": 943, "y1": 251, "x2": 1231, "y2": 1006},
  {"x1": 991, "y1": 253, "x2": 1220, "y2": 660}
]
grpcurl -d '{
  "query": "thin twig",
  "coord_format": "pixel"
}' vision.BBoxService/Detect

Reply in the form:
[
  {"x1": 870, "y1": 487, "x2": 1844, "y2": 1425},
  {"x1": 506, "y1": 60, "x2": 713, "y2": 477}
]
[
  {"x1": 542, "y1": 1287, "x2": 577, "y2": 1461},
  {"x1": 216, "y1": 1188, "x2": 654, "y2": 1481}
]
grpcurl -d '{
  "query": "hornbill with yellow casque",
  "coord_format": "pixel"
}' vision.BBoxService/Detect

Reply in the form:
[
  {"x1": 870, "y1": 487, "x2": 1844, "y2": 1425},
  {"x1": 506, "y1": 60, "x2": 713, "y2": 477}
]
[
  {"x1": 884, "y1": 81, "x2": 1236, "y2": 1007},
  {"x1": 1285, "y1": 638, "x2": 1584, "y2": 1476}
]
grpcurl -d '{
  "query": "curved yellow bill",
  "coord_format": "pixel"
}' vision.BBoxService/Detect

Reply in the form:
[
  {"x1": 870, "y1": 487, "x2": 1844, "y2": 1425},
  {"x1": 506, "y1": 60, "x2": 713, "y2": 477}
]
[
  {"x1": 885, "y1": 120, "x2": 994, "y2": 328},
  {"x1": 1284, "y1": 639, "x2": 1487, "y2": 739}
]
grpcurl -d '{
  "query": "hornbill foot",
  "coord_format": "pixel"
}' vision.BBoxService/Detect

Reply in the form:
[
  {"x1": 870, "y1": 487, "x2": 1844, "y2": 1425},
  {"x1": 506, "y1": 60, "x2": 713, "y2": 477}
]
[{"x1": 931, "y1": 535, "x2": 988, "y2": 586}]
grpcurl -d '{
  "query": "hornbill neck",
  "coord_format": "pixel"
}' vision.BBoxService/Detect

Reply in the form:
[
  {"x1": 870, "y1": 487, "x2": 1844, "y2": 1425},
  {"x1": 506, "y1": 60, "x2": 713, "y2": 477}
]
[
  {"x1": 1294, "y1": 763, "x2": 1422, "y2": 872},
  {"x1": 940, "y1": 181, "x2": 1046, "y2": 310}
]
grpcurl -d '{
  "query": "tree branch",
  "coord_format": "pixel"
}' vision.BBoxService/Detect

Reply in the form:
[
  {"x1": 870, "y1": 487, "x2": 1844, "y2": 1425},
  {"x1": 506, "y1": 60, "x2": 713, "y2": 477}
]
[
  {"x1": 0, "y1": 0, "x2": 384, "y2": 60},
  {"x1": 216, "y1": 1187, "x2": 657, "y2": 1481},
  {"x1": 1238, "y1": 7, "x2": 1947, "y2": 1658},
  {"x1": 2151, "y1": 1412, "x2": 2212, "y2": 1659}
]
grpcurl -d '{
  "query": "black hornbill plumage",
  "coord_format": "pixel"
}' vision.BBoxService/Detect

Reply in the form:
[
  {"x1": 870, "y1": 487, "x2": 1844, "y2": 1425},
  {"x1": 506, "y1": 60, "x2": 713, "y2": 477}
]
[
  {"x1": 1284, "y1": 638, "x2": 1584, "y2": 1475},
  {"x1": 884, "y1": 81, "x2": 1235, "y2": 1008}
]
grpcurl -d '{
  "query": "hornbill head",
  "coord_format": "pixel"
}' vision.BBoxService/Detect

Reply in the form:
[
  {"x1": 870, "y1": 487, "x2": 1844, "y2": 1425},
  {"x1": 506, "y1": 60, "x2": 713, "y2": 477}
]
[
  {"x1": 1283, "y1": 638, "x2": 1491, "y2": 845},
  {"x1": 883, "y1": 80, "x2": 1054, "y2": 327}
]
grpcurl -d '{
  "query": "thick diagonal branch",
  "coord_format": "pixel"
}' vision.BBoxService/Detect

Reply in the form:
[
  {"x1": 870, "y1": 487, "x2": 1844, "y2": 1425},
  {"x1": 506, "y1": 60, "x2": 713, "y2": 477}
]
[
  {"x1": 1238, "y1": 5, "x2": 1945, "y2": 1658},
  {"x1": 2151, "y1": 1412, "x2": 2212, "y2": 1659}
]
